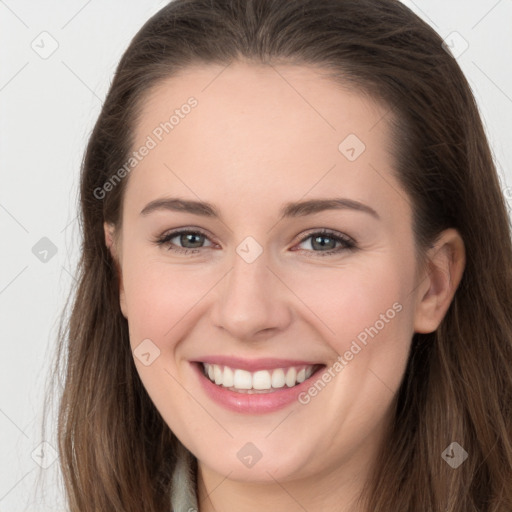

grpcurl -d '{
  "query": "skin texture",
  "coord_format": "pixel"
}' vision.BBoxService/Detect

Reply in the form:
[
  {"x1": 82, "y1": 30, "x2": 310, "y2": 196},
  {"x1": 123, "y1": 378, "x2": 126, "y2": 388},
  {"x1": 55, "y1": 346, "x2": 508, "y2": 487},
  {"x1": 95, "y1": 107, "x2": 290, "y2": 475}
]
[{"x1": 104, "y1": 62, "x2": 466, "y2": 512}]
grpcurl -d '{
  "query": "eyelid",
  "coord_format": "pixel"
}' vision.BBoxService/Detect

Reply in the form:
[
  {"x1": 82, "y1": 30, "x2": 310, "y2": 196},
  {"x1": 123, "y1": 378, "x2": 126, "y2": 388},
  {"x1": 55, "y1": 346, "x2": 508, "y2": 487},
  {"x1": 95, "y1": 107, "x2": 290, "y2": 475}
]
[
  {"x1": 154, "y1": 226, "x2": 357, "y2": 255},
  {"x1": 152, "y1": 226, "x2": 217, "y2": 254},
  {"x1": 157, "y1": 226, "x2": 216, "y2": 243},
  {"x1": 293, "y1": 227, "x2": 355, "y2": 246}
]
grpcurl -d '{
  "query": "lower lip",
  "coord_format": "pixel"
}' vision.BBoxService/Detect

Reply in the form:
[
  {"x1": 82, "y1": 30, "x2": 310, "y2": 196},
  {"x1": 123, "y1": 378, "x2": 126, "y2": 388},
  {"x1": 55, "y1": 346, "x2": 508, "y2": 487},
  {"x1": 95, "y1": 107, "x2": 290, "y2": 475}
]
[{"x1": 192, "y1": 362, "x2": 324, "y2": 414}]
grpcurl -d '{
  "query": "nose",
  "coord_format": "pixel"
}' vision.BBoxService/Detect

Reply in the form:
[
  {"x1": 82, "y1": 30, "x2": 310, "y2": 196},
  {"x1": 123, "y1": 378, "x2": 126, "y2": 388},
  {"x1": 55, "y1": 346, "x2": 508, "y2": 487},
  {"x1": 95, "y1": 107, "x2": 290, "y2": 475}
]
[{"x1": 210, "y1": 247, "x2": 293, "y2": 341}]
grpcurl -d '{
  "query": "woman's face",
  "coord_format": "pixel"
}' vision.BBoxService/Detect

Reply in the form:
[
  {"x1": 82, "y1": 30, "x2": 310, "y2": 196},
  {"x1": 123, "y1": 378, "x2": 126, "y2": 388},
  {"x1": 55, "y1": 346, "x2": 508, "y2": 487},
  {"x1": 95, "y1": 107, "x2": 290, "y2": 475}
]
[{"x1": 107, "y1": 62, "x2": 431, "y2": 485}]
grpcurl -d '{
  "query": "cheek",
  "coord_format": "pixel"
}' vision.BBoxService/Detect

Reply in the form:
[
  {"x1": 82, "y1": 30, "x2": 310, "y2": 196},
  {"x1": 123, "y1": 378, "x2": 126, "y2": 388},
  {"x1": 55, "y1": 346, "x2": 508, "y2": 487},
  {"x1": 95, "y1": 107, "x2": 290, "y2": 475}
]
[
  {"x1": 285, "y1": 254, "x2": 416, "y2": 412},
  {"x1": 284, "y1": 256, "x2": 411, "y2": 352},
  {"x1": 121, "y1": 253, "x2": 216, "y2": 348},
  {"x1": 286, "y1": 259, "x2": 414, "y2": 449},
  {"x1": 120, "y1": 254, "x2": 213, "y2": 430},
  {"x1": 122, "y1": 246, "x2": 414, "y2": 359}
]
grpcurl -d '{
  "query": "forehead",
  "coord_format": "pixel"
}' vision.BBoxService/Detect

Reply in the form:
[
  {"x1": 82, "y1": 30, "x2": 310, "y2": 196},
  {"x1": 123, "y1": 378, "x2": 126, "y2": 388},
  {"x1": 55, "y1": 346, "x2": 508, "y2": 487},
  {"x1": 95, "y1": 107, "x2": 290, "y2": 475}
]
[{"x1": 125, "y1": 61, "x2": 407, "y2": 222}]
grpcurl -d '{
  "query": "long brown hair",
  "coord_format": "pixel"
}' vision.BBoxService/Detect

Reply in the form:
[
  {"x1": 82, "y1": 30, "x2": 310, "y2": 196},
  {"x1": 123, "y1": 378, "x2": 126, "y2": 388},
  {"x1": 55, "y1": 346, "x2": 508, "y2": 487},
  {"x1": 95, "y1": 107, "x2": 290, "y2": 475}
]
[{"x1": 42, "y1": 0, "x2": 512, "y2": 510}]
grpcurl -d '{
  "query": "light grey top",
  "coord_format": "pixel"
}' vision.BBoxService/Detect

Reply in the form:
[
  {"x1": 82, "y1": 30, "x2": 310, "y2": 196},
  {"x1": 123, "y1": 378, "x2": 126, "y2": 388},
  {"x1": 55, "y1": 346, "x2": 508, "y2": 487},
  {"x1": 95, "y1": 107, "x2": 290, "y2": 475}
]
[{"x1": 170, "y1": 441, "x2": 199, "y2": 512}]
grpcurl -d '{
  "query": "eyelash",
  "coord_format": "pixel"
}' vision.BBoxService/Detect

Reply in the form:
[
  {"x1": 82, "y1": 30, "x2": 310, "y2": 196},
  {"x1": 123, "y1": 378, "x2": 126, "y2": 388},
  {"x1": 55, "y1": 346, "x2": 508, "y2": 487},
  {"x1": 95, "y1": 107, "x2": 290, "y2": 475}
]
[{"x1": 153, "y1": 227, "x2": 357, "y2": 257}]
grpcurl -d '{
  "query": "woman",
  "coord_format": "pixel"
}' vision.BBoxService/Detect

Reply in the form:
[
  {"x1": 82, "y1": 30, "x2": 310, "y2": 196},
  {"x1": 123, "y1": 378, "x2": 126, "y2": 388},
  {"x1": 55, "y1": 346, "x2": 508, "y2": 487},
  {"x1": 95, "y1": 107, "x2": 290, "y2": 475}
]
[{"x1": 46, "y1": 0, "x2": 512, "y2": 510}]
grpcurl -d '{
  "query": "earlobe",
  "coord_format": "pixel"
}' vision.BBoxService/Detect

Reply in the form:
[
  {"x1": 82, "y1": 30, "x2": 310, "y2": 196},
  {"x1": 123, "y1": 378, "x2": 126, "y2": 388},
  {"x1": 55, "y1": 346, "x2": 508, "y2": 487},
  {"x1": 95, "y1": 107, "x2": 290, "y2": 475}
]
[
  {"x1": 119, "y1": 286, "x2": 128, "y2": 319},
  {"x1": 413, "y1": 229, "x2": 466, "y2": 334},
  {"x1": 103, "y1": 221, "x2": 128, "y2": 318},
  {"x1": 104, "y1": 222, "x2": 116, "y2": 257}
]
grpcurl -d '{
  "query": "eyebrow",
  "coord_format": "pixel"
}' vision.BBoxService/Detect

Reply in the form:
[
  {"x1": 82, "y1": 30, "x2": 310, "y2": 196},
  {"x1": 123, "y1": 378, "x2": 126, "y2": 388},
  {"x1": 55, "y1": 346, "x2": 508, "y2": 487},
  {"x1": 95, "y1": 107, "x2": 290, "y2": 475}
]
[{"x1": 140, "y1": 197, "x2": 380, "y2": 220}]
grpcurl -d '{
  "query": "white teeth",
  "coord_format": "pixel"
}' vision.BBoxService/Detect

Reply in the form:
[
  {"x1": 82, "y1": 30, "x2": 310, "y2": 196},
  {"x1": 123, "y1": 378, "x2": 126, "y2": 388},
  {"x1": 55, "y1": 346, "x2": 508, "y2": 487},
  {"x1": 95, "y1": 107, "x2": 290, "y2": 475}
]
[
  {"x1": 214, "y1": 365, "x2": 223, "y2": 385},
  {"x1": 285, "y1": 367, "x2": 297, "y2": 387},
  {"x1": 253, "y1": 370, "x2": 271, "y2": 390},
  {"x1": 223, "y1": 366, "x2": 234, "y2": 387},
  {"x1": 202, "y1": 363, "x2": 317, "y2": 392},
  {"x1": 271, "y1": 368, "x2": 285, "y2": 388},
  {"x1": 233, "y1": 369, "x2": 252, "y2": 389}
]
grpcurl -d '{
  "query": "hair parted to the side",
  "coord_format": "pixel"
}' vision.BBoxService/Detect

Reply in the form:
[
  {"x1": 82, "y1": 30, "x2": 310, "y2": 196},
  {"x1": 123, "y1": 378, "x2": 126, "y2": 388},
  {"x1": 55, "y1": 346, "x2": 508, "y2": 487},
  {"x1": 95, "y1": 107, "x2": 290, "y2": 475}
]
[{"x1": 41, "y1": 0, "x2": 512, "y2": 510}]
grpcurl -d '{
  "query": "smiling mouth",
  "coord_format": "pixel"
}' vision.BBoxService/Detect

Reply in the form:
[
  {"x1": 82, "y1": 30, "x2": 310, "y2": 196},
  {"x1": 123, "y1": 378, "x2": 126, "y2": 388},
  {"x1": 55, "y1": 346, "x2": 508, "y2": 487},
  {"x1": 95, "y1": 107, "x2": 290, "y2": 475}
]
[{"x1": 201, "y1": 362, "x2": 324, "y2": 394}]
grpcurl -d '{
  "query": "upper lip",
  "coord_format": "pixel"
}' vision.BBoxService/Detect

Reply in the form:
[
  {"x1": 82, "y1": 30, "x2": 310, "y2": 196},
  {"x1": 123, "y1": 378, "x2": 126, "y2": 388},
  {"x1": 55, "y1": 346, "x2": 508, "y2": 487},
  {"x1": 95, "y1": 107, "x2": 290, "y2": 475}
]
[{"x1": 193, "y1": 355, "x2": 323, "y2": 372}]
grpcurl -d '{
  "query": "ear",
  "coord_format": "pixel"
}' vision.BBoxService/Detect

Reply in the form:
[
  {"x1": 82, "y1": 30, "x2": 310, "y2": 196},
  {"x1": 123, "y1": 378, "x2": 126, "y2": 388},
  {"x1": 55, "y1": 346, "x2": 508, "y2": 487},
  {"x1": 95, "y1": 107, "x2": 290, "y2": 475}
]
[
  {"x1": 104, "y1": 221, "x2": 127, "y2": 318},
  {"x1": 413, "y1": 228, "x2": 466, "y2": 334}
]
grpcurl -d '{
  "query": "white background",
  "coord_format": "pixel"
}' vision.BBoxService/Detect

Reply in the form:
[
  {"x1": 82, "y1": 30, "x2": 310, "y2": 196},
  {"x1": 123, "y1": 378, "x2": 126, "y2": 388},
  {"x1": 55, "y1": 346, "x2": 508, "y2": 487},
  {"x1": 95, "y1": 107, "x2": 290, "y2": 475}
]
[{"x1": 1, "y1": 0, "x2": 511, "y2": 510}]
